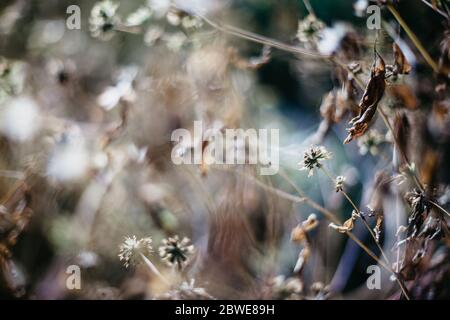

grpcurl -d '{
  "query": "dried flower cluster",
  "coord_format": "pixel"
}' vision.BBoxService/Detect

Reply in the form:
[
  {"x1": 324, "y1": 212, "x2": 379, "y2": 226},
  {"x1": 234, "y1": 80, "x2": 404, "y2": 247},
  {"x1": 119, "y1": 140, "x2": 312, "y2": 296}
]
[{"x1": 299, "y1": 145, "x2": 332, "y2": 177}]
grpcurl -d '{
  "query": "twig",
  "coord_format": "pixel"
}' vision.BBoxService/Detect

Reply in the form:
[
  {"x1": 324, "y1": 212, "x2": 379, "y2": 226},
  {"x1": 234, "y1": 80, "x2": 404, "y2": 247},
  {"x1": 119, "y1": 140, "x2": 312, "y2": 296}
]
[
  {"x1": 195, "y1": 13, "x2": 330, "y2": 59},
  {"x1": 139, "y1": 253, "x2": 170, "y2": 285}
]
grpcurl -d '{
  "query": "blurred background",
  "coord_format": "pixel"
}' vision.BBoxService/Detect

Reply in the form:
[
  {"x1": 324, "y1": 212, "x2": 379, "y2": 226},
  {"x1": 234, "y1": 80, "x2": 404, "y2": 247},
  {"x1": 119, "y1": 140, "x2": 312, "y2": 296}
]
[{"x1": 0, "y1": 0, "x2": 449, "y2": 299}]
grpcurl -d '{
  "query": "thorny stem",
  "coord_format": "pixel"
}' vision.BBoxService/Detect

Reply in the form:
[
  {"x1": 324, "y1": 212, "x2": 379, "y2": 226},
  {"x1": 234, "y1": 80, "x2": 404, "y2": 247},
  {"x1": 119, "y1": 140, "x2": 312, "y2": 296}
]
[
  {"x1": 319, "y1": 166, "x2": 411, "y2": 299},
  {"x1": 139, "y1": 253, "x2": 170, "y2": 285},
  {"x1": 386, "y1": 4, "x2": 439, "y2": 73}
]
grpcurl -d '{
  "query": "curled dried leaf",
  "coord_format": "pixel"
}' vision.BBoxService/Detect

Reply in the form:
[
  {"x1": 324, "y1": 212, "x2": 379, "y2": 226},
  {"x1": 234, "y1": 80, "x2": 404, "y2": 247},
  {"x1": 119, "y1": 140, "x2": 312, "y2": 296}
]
[{"x1": 344, "y1": 53, "x2": 386, "y2": 144}]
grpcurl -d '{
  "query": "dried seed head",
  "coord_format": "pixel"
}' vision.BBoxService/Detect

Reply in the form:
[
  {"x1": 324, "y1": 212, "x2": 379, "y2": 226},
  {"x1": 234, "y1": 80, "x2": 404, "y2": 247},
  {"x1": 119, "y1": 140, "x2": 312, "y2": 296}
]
[
  {"x1": 118, "y1": 235, "x2": 153, "y2": 268},
  {"x1": 296, "y1": 14, "x2": 325, "y2": 44},
  {"x1": 299, "y1": 145, "x2": 332, "y2": 177},
  {"x1": 159, "y1": 235, "x2": 195, "y2": 270},
  {"x1": 335, "y1": 175, "x2": 346, "y2": 192}
]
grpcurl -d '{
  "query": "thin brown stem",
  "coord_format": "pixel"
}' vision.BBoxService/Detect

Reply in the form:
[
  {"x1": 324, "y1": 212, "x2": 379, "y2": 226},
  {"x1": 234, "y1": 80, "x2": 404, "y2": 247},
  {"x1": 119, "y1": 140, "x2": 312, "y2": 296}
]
[
  {"x1": 429, "y1": 200, "x2": 450, "y2": 217},
  {"x1": 387, "y1": 4, "x2": 439, "y2": 73},
  {"x1": 420, "y1": 0, "x2": 449, "y2": 20},
  {"x1": 196, "y1": 13, "x2": 330, "y2": 59}
]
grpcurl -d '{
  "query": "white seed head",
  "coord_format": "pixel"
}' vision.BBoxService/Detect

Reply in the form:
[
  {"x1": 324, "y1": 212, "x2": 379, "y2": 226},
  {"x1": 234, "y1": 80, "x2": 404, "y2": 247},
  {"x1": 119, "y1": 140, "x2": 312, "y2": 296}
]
[{"x1": 118, "y1": 235, "x2": 153, "y2": 268}]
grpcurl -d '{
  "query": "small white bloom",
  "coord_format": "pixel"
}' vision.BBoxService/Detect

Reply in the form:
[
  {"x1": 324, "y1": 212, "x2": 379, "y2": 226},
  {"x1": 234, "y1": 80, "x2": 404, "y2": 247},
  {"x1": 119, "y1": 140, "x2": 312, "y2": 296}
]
[{"x1": 47, "y1": 135, "x2": 90, "y2": 182}]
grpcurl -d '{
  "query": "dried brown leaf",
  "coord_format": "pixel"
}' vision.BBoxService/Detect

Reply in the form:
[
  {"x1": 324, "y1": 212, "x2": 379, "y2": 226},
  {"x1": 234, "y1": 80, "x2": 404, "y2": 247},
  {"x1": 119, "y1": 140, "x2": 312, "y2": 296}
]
[{"x1": 329, "y1": 211, "x2": 358, "y2": 233}]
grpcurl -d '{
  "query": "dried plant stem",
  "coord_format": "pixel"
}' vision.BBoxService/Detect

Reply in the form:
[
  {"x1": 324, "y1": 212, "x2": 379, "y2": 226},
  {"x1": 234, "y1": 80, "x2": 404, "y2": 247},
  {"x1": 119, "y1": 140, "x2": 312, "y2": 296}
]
[
  {"x1": 386, "y1": 4, "x2": 439, "y2": 73},
  {"x1": 139, "y1": 253, "x2": 169, "y2": 285},
  {"x1": 377, "y1": 108, "x2": 425, "y2": 193},
  {"x1": 196, "y1": 13, "x2": 330, "y2": 59}
]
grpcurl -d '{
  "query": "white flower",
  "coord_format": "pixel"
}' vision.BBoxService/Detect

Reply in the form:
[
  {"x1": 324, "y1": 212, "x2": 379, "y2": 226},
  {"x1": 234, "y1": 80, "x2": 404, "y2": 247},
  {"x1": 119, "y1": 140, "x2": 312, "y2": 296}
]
[
  {"x1": 47, "y1": 133, "x2": 90, "y2": 182},
  {"x1": 159, "y1": 235, "x2": 195, "y2": 270},
  {"x1": 0, "y1": 97, "x2": 41, "y2": 142}
]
